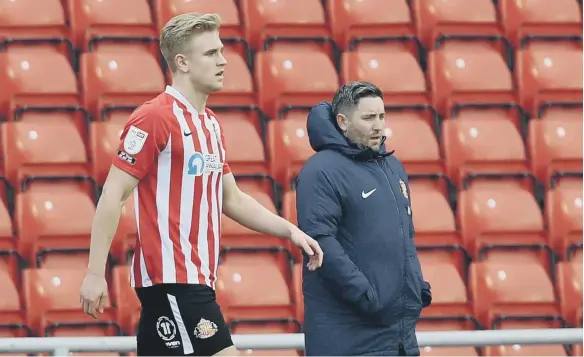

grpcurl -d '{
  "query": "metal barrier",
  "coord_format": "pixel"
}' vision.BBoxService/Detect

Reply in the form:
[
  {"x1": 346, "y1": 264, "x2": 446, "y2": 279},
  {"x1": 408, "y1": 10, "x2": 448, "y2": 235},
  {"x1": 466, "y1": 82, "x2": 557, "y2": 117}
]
[{"x1": 0, "y1": 328, "x2": 581, "y2": 355}]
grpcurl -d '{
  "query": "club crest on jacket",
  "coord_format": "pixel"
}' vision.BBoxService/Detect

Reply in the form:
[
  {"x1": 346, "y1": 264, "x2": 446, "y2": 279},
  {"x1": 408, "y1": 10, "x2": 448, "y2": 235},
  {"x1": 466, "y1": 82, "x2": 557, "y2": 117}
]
[{"x1": 399, "y1": 180, "x2": 409, "y2": 200}]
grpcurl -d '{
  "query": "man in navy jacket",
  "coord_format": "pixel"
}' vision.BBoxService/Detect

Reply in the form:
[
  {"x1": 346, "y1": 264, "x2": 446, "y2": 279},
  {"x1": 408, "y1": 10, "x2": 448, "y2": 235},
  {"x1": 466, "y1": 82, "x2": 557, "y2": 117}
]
[{"x1": 296, "y1": 81, "x2": 432, "y2": 356}]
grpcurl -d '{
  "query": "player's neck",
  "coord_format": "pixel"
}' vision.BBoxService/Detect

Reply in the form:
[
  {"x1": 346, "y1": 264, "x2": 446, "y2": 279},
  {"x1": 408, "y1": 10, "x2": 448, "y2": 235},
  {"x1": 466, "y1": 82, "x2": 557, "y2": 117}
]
[{"x1": 170, "y1": 81, "x2": 208, "y2": 114}]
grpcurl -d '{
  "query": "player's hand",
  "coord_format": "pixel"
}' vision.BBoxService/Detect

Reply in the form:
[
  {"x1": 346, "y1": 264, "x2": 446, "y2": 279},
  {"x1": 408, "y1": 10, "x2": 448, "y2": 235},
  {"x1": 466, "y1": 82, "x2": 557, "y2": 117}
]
[
  {"x1": 290, "y1": 227, "x2": 324, "y2": 271},
  {"x1": 80, "y1": 273, "x2": 109, "y2": 319}
]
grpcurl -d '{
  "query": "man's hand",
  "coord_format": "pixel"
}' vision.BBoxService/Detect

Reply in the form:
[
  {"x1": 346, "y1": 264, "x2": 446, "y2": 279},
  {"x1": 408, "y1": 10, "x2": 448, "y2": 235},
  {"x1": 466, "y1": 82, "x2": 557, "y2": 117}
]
[
  {"x1": 80, "y1": 273, "x2": 109, "y2": 319},
  {"x1": 289, "y1": 227, "x2": 324, "y2": 271}
]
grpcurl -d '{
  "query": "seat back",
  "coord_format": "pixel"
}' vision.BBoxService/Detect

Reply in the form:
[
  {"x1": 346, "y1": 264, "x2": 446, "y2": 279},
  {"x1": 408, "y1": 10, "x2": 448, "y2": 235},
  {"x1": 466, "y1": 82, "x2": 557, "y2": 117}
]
[
  {"x1": 207, "y1": 48, "x2": 255, "y2": 107},
  {"x1": 89, "y1": 121, "x2": 125, "y2": 186},
  {"x1": 545, "y1": 179, "x2": 583, "y2": 256},
  {"x1": 112, "y1": 265, "x2": 140, "y2": 335},
  {"x1": 220, "y1": 112, "x2": 266, "y2": 176},
  {"x1": 556, "y1": 260, "x2": 583, "y2": 327},
  {"x1": 0, "y1": 0, "x2": 68, "y2": 42}
]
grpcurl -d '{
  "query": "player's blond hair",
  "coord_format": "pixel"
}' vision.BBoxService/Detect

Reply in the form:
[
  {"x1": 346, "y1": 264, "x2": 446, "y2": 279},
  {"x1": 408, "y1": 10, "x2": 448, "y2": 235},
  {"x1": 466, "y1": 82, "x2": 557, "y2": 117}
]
[{"x1": 160, "y1": 12, "x2": 222, "y2": 72}]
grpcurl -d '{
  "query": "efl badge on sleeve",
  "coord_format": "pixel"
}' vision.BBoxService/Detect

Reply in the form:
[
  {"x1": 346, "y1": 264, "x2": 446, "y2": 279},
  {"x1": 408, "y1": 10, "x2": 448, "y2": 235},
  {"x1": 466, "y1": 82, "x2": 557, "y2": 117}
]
[
  {"x1": 124, "y1": 125, "x2": 149, "y2": 155},
  {"x1": 399, "y1": 179, "x2": 409, "y2": 200}
]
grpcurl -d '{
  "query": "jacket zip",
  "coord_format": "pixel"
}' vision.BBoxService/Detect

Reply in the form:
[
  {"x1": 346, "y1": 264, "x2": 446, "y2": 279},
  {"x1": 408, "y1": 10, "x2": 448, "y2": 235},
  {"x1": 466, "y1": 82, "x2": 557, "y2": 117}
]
[{"x1": 375, "y1": 160, "x2": 407, "y2": 345}]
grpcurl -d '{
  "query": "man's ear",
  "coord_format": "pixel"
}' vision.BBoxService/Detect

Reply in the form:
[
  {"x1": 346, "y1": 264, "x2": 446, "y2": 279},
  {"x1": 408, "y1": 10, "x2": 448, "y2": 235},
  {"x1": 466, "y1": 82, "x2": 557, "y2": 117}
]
[{"x1": 336, "y1": 113, "x2": 348, "y2": 133}]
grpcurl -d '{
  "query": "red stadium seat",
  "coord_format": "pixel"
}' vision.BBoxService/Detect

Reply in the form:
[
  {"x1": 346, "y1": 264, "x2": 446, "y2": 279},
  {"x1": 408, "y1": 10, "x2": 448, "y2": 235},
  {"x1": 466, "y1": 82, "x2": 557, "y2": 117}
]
[
  {"x1": 233, "y1": 319, "x2": 302, "y2": 356},
  {"x1": 385, "y1": 116, "x2": 442, "y2": 175},
  {"x1": 417, "y1": 318, "x2": 479, "y2": 355},
  {"x1": 484, "y1": 344, "x2": 568, "y2": 356},
  {"x1": 517, "y1": 42, "x2": 583, "y2": 115},
  {"x1": 327, "y1": 0, "x2": 414, "y2": 50},
  {"x1": 23, "y1": 268, "x2": 119, "y2": 336},
  {"x1": 153, "y1": 0, "x2": 242, "y2": 40},
  {"x1": 267, "y1": 111, "x2": 313, "y2": 186},
  {"x1": 216, "y1": 249, "x2": 294, "y2": 321},
  {"x1": 556, "y1": 260, "x2": 583, "y2": 327},
  {"x1": 112, "y1": 265, "x2": 140, "y2": 335},
  {"x1": 498, "y1": 0, "x2": 582, "y2": 46},
  {"x1": 458, "y1": 181, "x2": 547, "y2": 260},
  {"x1": 470, "y1": 259, "x2": 560, "y2": 329},
  {"x1": 16, "y1": 189, "x2": 95, "y2": 265},
  {"x1": 291, "y1": 262, "x2": 303, "y2": 323},
  {"x1": 0, "y1": 51, "x2": 78, "y2": 119},
  {"x1": 341, "y1": 46, "x2": 428, "y2": 106},
  {"x1": 67, "y1": 0, "x2": 155, "y2": 51},
  {"x1": 1, "y1": 121, "x2": 90, "y2": 192},
  {"x1": 255, "y1": 47, "x2": 339, "y2": 119},
  {"x1": 573, "y1": 344, "x2": 583, "y2": 356},
  {"x1": 218, "y1": 109, "x2": 266, "y2": 176},
  {"x1": 207, "y1": 48, "x2": 255, "y2": 107},
  {"x1": 0, "y1": 269, "x2": 30, "y2": 337},
  {"x1": 428, "y1": 43, "x2": 515, "y2": 117},
  {"x1": 80, "y1": 50, "x2": 165, "y2": 119},
  {"x1": 0, "y1": 0, "x2": 71, "y2": 58},
  {"x1": 110, "y1": 196, "x2": 137, "y2": 264},
  {"x1": 419, "y1": 253, "x2": 471, "y2": 318},
  {"x1": 412, "y1": 0, "x2": 500, "y2": 49},
  {"x1": 546, "y1": 179, "x2": 583, "y2": 258},
  {"x1": 420, "y1": 346, "x2": 478, "y2": 356},
  {"x1": 240, "y1": 0, "x2": 328, "y2": 50},
  {"x1": 89, "y1": 121, "x2": 125, "y2": 186},
  {"x1": 442, "y1": 118, "x2": 528, "y2": 188},
  {"x1": 528, "y1": 117, "x2": 583, "y2": 187}
]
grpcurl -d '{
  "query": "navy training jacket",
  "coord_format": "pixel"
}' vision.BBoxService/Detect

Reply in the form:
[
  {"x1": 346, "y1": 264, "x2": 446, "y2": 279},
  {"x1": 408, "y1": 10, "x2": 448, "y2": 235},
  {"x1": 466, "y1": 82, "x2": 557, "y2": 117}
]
[{"x1": 296, "y1": 102, "x2": 431, "y2": 356}]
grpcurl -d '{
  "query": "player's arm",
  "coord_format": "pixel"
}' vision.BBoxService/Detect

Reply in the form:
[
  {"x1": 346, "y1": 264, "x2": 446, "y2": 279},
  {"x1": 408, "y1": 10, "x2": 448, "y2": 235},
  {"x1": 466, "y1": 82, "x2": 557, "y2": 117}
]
[
  {"x1": 86, "y1": 167, "x2": 138, "y2": 277},
  {"x1": 222, "y1": 173, "x2": 323, "y2": 269}
]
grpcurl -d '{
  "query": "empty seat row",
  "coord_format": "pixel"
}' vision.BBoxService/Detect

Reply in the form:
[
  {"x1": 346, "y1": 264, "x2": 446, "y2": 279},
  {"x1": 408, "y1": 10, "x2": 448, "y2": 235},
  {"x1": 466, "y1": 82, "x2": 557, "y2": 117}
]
[{"x1": 1, "y1": 0, "x2": 581, "y2": 52}]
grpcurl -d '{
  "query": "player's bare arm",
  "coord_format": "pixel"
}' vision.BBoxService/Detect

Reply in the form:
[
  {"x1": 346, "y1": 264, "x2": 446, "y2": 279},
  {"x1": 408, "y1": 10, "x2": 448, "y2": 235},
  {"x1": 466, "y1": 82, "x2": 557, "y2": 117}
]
[
  {"x1": 222, "y1": 173, "x2": 323, "y2": 270},
  {"x1": 80, "y1": 166, "x2": 139, "y2": 319}
]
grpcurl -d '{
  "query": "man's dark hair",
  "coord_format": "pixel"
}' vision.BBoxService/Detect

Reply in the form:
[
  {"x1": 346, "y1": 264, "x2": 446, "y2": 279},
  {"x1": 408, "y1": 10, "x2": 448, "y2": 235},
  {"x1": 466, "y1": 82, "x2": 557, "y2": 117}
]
[{"x1": 331, "y1": 81, "x2": 383, "y2": 117}]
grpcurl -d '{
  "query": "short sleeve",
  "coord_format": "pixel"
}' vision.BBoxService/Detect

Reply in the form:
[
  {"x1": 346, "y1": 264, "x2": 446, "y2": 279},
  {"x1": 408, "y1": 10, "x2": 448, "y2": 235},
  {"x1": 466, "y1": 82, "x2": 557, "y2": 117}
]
[{"x1": 112, "y1": 106, "x2": 169, "y2": 180}]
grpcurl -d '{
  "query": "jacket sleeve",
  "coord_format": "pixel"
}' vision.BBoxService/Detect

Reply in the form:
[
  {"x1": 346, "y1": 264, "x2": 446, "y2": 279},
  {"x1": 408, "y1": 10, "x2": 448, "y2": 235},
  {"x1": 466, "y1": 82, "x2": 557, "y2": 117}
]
[{"x1": 296, "y1": 168, "x2": 376, "y2": 312}]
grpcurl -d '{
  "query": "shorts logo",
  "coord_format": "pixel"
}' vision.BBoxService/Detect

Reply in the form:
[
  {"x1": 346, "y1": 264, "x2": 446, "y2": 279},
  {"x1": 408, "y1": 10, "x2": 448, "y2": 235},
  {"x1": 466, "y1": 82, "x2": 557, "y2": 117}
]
[
  {"x1": 117, "y1": 150, "x2": 136, "y2": 164},
  {"x1": 187, "y1": 152, "x2": 223, "y2": 176},
  {"x1": 123, "y1": 125, "x2": 148, "y2": 155},
  {"x1": 194, "y1": 318, "x2": 218, "y2": 339},
  {"x1": 156, "y1": 316, "x2": 177, "y2": 342}
]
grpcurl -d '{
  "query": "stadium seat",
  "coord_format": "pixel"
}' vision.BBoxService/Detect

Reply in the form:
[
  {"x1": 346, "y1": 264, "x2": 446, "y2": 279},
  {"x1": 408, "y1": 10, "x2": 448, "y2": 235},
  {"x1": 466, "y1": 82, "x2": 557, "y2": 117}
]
[
  {"x1": 469, "y1": 259, "x2": 560, "y2": 329},
  {"x1": 232, "y1": 319, "x2": 302, "y2": 356},
  {"x1": 240, "y1": 0, "x2": 329, "y2": 50},
  {"x1": 528, "y1": 117, "x2": 583, "y2": 187},
  {"x1": 384, "y1": 116, "x2": 442, "y2": 174},
  {"x1": 556, "y1": 260, "x2": 583, "y2": 327},
  {"x1": 79, "y1": 50, "x2": 165, "y2": 119},
  {"x1": 89, "y1": 121, "x2": 125, "y2": 186},
  {"x1": 417, "y1": 319, "x2": 479, "y2": 355},
  {"x1": 255, "y1": 47, "x2": 339, "y2": 119},
  {"x1": 545, "y1": 179, "x2": 583, "y2": 258},
  {"x1": 0, "y1": 269, "x2": 30, "y2": 337},
  {"x1": 458, "y1": 181, "x2": 547, "y2": 261},
  {"x1": 207, "y1": 48, "x2": 255, "y2": 107},
  {"x1": 326, "y1": 0, "x2": 415, "y2": 51},
  {"x1": 517, "y1": 42, "x2": 583, "y2": 116},
  {"x1": 215, "y1": 249, "x2": 294, "y2": 322},
  {"x1": 267, "y1": 111, "x2": 313, "y2": 187},
  {"x1": 291, "y1": 262, "x2": 303, "y2": 323},
  {"x1": 412, "y1": 0, "x2": 500, "y2": 49},
  {"x1": 484, "y1": 344, "x2": 568, "y2": 356},
  {"x1": 153, "y1": 0, "x2": 243, "y2": 41},
  {"x1": 341, "y1": 46, "x2": 428, "y2": 106},
  {"x1": 221, "y1": 186, "x2": 284, "y2": 249},
  {"x1": 0, "y1": 0, "x2": 71, "y2": 59},
  {"x1": 67, "y1": 0, "x2": 156, "y2": 51},
  {"x1": 573, "y1": 344, "x2": 583, "y2": 356},
  {"x1": 418, "y1": 252, "x2": 472, "y2": 319},
  {"x1": 442, "y1": 117, "x2": 529, "y2": 188},
  {"x1": 218, "y1": 109, "x2": 266, "y2": 176},
  {"x1": 428, "y1": 43, "x2": 515, "y2": 117},
  {"x1": 1, "y1": 121, "x2": 91, "y2": 192},
  {"x1": 498, "y1": 0, "x2": 583, "y2": 46},
  {"x1": 110, "y1": 196, "x2": 137, "y2": 264},
  {"x1": 112, "y1": 265, "x2": 140, "y2": 335},
  {"x1": 23, "y1": 268, "x2": 120, "y2": 336},
  {"x1": 0, "y1": 51, "x2": 78, "y2": 120},
  {"x1": 239, "y1": 349, "x2": 300, "y2": 356},
  {"x1": 0, "y1": 195, "x2": 15, "y2": 251},
  {"x1": 16, "y1": 189, "x2": 95, "y2": 265}
]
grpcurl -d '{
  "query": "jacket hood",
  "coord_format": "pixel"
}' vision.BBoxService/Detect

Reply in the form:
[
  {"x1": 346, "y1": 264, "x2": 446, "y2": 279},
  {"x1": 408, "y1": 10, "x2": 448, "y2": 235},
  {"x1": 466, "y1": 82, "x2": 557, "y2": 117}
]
[{"x1": 307, "y1": 101, "x2": 393, "y2": 161}]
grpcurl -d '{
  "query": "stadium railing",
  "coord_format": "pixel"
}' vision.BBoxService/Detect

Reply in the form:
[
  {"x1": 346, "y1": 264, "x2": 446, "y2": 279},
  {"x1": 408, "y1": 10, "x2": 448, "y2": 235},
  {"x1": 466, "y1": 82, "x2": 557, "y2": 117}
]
[{"x1": 0, "y1": 328, "x2": 582, "y2": 355}]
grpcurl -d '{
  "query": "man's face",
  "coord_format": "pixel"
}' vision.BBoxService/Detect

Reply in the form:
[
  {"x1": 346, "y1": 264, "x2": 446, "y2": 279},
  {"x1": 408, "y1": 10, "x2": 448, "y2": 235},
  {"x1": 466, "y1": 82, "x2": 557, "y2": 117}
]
[
  {"x1": 182, "y1": 30, "x2": 227, "y2": 94},
  {"x1": 337, "y1": 96, "x2": 386, "y2": 151}
]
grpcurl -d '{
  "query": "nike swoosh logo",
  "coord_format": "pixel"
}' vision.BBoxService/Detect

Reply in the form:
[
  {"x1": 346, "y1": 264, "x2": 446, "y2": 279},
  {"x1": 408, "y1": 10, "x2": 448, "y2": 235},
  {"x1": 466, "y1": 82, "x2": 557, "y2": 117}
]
[
  {"x1": 183, "y1": 131, "x2": 193, "y2": 137},
  {"x1": 362, "y1": 189, "x2": 376, "y2": 199}
]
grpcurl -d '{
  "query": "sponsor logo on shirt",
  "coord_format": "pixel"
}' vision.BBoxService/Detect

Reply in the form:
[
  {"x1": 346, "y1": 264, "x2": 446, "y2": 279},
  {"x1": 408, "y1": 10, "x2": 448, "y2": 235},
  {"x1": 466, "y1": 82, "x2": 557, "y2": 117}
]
[{"x1": 187, "y1": 152, "x2": 223, "y2": 176}]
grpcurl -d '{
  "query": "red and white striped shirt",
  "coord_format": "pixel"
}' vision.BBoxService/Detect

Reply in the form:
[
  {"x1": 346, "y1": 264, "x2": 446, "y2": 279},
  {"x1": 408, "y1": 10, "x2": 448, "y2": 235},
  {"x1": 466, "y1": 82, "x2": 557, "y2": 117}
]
[{"x1": 112, "y1": 85, "x2": 230, "y2": 289}]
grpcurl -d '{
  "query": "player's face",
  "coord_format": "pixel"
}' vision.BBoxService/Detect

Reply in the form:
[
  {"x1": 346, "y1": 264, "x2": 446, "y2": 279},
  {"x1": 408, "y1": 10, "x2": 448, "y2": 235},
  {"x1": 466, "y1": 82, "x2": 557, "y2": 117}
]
[
  {"x1": 184, "y1": 30, "x2": 227, "y2": 94},
  {"x1": 339, "y1": 96, "x2": 386, "y2": 151}
]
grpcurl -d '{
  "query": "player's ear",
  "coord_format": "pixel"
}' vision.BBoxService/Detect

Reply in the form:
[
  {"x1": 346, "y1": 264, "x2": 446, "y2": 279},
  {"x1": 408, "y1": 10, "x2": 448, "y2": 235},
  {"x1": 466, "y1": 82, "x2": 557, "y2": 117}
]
[
  {"x1": 175, "y1": 53, "x2": 189, "y2": 73},
  {"x1": 336, "y1": 113, "x2": 349, "y2": 133}
]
